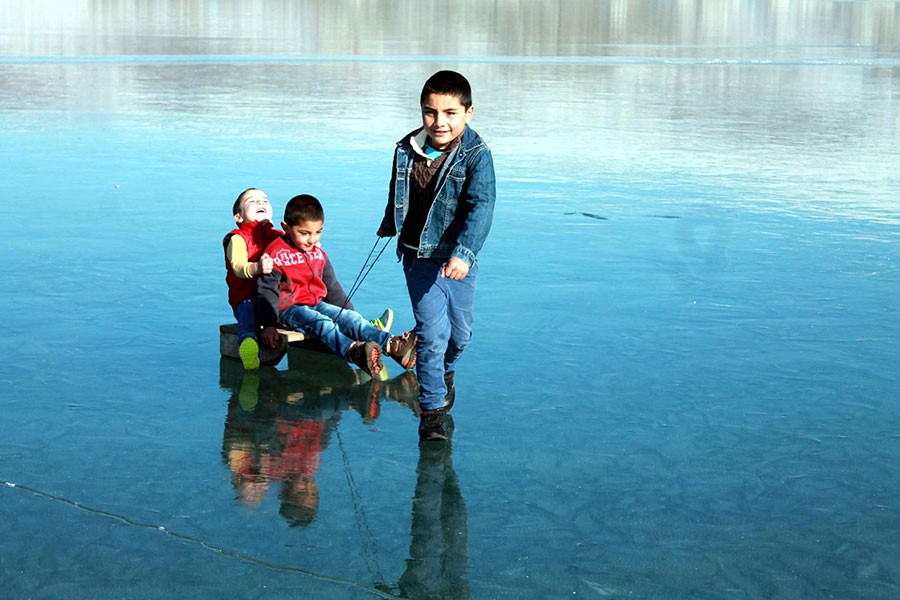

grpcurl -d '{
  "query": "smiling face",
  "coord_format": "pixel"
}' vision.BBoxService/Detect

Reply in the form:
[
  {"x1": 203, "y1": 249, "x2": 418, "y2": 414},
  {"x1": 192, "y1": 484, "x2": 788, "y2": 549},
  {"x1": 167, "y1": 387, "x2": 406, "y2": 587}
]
[
  {"x1": 421, "y1": 92, "x2": 473, "y2": 150},
  {"x1": 283, "y1": 219, "x2": 323, "y2": 252},
  {"x1": 234, "y1": 189, "x2": 273, "y2": 224}
]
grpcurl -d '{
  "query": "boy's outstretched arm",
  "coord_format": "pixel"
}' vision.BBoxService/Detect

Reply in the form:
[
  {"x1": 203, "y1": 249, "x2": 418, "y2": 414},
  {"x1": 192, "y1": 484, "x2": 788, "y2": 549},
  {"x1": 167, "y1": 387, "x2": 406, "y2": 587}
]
[{"x1": 256, "y1": 270, "x2": 284, "y2": 349}]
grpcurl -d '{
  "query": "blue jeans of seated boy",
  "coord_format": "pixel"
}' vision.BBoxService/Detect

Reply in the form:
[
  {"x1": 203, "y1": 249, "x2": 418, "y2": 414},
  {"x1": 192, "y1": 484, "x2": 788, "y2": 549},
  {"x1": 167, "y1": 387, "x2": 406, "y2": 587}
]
[
  {"x1": 279, "y1": 301, "x2": 390, "y2": 359},
  {"x1": 403, "y1": 255, "x2": 478, "y2": 412},
  {"x1": 233, "y1": 297, "x2": 259, "y2": 342}
]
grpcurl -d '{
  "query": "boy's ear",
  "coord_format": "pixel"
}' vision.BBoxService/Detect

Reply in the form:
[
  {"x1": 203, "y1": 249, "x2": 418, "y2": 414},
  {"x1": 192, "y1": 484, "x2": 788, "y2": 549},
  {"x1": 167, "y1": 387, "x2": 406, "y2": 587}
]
[
  {"x1": 465, "y1": 105, "x2": 474, "y2": 124},
  {"x1": 281, "y1": 221, "x2": 289, "y2": 230},
  {"x1": 234, "y1": 213, "x2": 244, "y2": 224}
]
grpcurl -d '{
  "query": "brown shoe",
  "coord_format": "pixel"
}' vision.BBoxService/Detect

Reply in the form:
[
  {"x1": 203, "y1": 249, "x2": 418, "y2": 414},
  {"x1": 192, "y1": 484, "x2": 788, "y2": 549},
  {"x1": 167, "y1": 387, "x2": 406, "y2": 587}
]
[
  {"x1": 385, "y1": 330, "x2": 417, "y2": 370},
  {"x1": 418, "y1": 408, "x2": 448, "y2": 442},
  {"x1": 348, "y1": 341, "x2": 382, "y2": 378}
]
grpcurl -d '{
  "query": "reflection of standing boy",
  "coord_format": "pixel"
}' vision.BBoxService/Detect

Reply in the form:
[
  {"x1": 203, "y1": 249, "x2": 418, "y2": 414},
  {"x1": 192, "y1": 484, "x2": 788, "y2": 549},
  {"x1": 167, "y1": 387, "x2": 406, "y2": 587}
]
[
  {"x1": 377, "y1": 71, "x2": 496, "y2": 441},
  {"x1": 399, "y1": 444, "x2": 469, "y2": 596}
]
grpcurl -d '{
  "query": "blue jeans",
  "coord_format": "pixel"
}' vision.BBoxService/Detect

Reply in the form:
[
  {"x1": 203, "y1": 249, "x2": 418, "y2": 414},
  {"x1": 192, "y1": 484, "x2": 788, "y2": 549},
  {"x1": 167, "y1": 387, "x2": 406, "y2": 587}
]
[
  {"x1": 279, "y1": 301, "x2": 389, "y2": 358},
  {"x1": 403, "y1": 256, "x2": 478, "y2": 411},
  {"x1": 233, "y1": 297, "x2": 259, "y2": 342}
]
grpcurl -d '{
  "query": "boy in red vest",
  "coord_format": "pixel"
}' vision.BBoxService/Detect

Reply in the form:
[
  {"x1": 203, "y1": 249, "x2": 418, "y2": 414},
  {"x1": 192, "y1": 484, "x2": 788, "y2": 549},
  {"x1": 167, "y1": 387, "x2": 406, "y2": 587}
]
[
  {"x1": 223, "y1": 188, "x2": 282, "y2": 370},
  {"x1": 224, "y1": 188, "x2": 393, "y2": 370},
  {"x1": 257, "y1": 194, "x2": 416, "y2": 378}
]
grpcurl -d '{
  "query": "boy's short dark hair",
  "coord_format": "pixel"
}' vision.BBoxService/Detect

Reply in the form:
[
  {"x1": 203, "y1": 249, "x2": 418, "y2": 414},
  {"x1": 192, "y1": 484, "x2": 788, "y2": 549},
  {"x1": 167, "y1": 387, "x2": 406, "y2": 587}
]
[
  {"x1": 283, "y1": 194, "x2": 324, "y2": 226},
  {"x1": 232, "y1": 187, "x2": 258, "y2": 216},
  {"x1": 420, "y1": 70, "x2": 472, "y2": 109}
]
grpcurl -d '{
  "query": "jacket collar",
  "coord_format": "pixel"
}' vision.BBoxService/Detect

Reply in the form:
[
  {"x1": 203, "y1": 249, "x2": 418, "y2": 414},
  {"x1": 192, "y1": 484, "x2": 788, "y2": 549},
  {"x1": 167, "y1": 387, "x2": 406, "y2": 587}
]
[{"x1": 406, "y1": 126, "x2": 478, "y2": 157}]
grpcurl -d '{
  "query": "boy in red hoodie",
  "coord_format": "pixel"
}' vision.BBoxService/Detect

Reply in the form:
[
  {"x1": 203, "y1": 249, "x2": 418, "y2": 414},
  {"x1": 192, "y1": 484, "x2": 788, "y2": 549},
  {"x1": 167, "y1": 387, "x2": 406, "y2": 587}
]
[{"x1": 257, "y1": 194, "x2": 416, "y2": 378}]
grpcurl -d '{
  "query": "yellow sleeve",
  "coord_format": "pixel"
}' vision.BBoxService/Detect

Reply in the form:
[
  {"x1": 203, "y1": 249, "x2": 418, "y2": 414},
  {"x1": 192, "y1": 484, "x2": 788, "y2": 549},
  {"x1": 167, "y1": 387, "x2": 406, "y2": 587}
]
[{"x1": 226, "y1": 235, "x2": 255, "y2": 279}]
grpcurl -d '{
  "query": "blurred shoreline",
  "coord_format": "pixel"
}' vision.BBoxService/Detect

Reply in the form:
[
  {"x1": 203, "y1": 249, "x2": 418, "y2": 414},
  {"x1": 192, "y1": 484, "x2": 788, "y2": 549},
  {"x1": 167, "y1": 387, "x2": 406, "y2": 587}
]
[{"x1": 2, "y1": 0, "x2": 897, "y2": 58}]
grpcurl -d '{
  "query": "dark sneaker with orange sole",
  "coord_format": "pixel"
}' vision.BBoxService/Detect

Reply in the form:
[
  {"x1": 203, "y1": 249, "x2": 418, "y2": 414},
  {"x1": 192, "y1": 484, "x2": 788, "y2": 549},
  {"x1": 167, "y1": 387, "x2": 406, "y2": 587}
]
[{"x1": 348, "y1": 341, "x2": 382, "y2": 378}]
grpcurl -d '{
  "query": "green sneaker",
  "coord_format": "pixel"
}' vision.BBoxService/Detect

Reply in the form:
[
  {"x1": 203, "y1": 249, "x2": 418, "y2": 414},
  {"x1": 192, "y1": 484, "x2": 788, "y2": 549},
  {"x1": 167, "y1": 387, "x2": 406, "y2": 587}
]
[
  {"x1": 239, "y1": 337, "x2": 260, "y2": 370},
  {"x1": 371, "y1": 308, "x2": 394, "y2": 333}
]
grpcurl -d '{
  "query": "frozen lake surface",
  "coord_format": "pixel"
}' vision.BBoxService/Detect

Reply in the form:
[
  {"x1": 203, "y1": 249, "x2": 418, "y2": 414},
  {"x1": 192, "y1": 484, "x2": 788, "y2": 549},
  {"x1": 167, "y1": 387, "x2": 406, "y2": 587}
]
[{"x1": 1, "y1": 1, "x2": 899, "y2": 598}]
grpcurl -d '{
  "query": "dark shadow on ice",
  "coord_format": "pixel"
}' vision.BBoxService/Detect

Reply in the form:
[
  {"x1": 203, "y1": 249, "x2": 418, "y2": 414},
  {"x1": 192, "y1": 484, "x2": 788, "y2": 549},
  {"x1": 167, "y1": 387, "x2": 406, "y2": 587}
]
[
  {"x1": 218, "y1": 349, "x2": 418, "y2": 527},
  {"x1": 565, "y1": 211, "x2": 682, "y2": 221}
]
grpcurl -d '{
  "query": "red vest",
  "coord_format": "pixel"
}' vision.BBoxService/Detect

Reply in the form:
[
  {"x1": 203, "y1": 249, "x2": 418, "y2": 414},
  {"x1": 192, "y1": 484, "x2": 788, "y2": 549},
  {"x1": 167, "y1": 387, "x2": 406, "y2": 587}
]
[{"x1": 224, "y1": 221, "x2": 282, "y2": 308}]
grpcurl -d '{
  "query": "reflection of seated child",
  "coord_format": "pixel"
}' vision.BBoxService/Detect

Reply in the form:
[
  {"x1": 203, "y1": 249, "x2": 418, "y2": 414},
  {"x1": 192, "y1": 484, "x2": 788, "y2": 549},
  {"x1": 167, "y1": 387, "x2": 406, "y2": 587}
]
[
  {"x1": 272, "y1": 418, "x2": 325, "y2": 527},
  {"x1": 225, "y1": 439, "x2": 271, "y2": 506},
  {"x1": 222, "y1": 407, "x2": 324, "y2": 523},
  {"x1": 225, "y1": 188, "x2": 393, "y2": 370},
  {"x1": 258, "y1": 194, "x2": 417, "y2": 378},
  {"x1": 279, "y1": 473, "x2": 319, "y2": 527}
]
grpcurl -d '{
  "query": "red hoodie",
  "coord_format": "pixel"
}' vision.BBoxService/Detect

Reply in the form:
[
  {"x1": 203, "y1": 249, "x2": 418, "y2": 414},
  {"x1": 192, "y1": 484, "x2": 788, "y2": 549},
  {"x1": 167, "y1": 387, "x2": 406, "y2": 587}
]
[{"x1": 257, "y1": 236, "x2": 329, "y2": 325}]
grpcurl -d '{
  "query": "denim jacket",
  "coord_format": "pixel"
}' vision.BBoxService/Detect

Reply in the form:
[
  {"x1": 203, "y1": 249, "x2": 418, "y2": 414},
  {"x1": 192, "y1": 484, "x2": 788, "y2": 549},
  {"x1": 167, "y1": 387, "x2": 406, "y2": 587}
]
[{"x1": 380, "y1": 125, "x2": 495, "y2": 266}]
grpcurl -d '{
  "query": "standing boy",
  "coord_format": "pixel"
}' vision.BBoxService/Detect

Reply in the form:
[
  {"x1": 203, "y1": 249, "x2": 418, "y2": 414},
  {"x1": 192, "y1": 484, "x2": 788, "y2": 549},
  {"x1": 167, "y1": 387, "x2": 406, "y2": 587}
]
[
  {"x1": 258, "y1": 194, "x2": 417, "y2": 378},
  {"x1": 377, "y1": 71, "x2": 496, "y2": 441}
]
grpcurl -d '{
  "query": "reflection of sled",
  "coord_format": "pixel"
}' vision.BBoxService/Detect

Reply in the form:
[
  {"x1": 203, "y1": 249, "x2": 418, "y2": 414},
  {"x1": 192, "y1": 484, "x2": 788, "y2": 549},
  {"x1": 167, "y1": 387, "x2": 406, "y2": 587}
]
[{"x1": 219, "y1": 323, "x2": 328, "y2": 367}]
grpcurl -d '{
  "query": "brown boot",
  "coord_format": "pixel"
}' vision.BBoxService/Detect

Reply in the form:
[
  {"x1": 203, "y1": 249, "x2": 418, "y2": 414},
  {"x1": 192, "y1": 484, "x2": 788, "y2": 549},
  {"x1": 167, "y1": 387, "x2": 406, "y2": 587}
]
[
  {"x1": 418, "y1": 408, "x2": 448, "y2": 442},
  {"x1": 385, "y1": 330, "x2": 417, "y2": 370}
]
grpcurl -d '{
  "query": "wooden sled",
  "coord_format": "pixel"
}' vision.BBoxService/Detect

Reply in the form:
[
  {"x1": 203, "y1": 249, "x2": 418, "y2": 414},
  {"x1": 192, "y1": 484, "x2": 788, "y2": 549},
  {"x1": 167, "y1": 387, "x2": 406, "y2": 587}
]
[{"x1": 219, "y1": 323, "x2": 328, "y2": 367}]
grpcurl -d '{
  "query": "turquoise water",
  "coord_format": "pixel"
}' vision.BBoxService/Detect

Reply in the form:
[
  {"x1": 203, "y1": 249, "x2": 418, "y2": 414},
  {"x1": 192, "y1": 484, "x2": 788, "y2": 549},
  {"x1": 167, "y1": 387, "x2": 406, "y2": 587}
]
[{"x1": 2, "y1": 2, "x2": 899, "y2": 598}]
